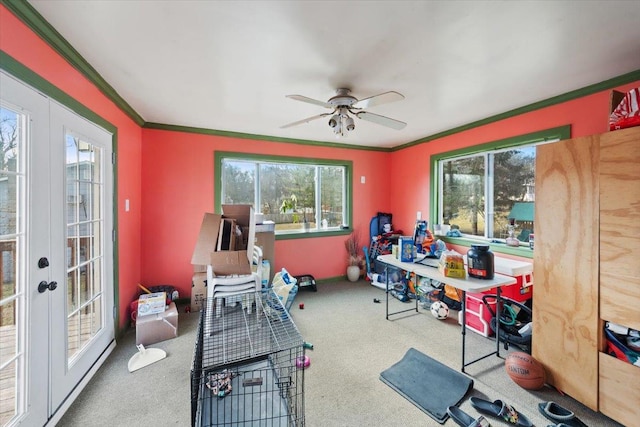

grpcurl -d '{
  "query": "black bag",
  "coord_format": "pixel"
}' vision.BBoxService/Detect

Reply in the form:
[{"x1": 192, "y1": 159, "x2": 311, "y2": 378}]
[{"x1": 482, "y1": 294, "x2": 532, "y2": 353}]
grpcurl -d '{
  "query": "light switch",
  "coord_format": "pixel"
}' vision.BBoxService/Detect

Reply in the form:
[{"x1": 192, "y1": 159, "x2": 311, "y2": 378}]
[
  {"x1": 361, "y1": 176, "x2": 366, "y2": 184},
  {"x1": 125, "y1": 199, "x2": 130, "y2": 212}
]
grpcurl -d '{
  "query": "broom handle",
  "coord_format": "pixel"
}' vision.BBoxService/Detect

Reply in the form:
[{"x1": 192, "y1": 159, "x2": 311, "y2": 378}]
[{"x1": 138, "y1": 283, "x2": 153, "y2": 294}]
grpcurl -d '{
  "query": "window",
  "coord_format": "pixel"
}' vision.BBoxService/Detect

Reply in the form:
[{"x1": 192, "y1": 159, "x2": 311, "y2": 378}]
[
  {"x1": 215, "y1": 152, "x2": 352, "y2": 237},
  {"x1": 430, "y1": 126, "x2": 570, "y2": 249}
]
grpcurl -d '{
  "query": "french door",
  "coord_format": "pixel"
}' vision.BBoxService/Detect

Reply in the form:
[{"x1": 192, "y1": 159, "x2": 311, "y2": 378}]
[{"x1": 0, "y1": 71, "x2": 115, "y2": 426}]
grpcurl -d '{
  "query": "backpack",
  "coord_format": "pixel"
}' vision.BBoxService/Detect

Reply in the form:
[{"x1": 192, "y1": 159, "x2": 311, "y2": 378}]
[{"x1": 426, "y1": 284, "x2": 463, "y2": 311}]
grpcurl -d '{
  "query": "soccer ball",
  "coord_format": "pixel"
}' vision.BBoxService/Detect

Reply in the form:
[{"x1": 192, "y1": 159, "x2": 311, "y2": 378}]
[{"x1": 430, "y1": 301, "x2": 449, "y2": 320}]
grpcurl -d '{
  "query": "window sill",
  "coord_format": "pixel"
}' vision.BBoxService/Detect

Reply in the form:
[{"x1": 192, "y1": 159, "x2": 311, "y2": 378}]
[
  {"x1": 275, "y1": 228, "x2": 352, "y2": 240},
  {"x1": 439, "y1": 236, "x2": 534, "y2": 259}
]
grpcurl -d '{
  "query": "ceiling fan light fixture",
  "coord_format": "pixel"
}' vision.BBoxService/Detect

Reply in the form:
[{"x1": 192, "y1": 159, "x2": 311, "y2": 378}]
[
  {"x1": 282, "y1": 88, "x2": 405, "y2": 135},
  {"x1": 345, "y1": 116, "x2": 355, "y2": 131}
]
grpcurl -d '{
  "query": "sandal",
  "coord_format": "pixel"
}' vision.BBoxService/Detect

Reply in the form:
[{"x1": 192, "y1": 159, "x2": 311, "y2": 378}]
[
  {"x1": 470, "y1": 397, "x2": 533, "y2": 427},
  {"x1": 538, "y1": 401, "x2": 587, "y2": 427},
  {"x1": 446, "y1": 406, "x2": 491, "y2": 427}
]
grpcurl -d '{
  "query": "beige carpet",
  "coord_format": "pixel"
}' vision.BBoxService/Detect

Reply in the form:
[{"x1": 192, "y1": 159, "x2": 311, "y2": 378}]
[{"x1": 59, "y1": 280, "x2": 624, "y2": 426}]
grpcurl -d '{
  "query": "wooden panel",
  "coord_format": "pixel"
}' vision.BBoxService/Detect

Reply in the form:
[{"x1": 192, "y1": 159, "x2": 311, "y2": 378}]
[
  {"x1": 599, "y1": 352, "x2": 640, "y2": 426},
  {"x1": 599, "y1": 126, "x2": 640, "y2": 331},
  {"x1": 600, "y1": 273, "x2": 640, "y2": 332},
  {"x1": 533, "y1": 135, "x2": 599, "y2": 410}
]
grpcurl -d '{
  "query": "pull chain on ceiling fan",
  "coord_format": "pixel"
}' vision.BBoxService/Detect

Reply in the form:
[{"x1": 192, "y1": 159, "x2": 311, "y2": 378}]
[{"x1": 281, "y1": 88, "x2": 406, "y2": 137}]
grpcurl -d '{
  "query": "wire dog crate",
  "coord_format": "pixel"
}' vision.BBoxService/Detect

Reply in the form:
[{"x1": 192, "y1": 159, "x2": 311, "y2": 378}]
[{"x1": 191, "y1": 289, "x2": 305, "y2": 426}]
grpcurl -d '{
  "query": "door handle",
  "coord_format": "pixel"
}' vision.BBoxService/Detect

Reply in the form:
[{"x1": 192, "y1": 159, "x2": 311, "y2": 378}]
[{"x1": 38, "y1": 281, "x2": 58, "y2": 293}]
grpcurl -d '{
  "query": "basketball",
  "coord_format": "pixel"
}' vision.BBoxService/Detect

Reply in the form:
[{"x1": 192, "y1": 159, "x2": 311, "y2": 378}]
[{"x1": 504, "y1": 351, "x2": 546, "y2": 390}]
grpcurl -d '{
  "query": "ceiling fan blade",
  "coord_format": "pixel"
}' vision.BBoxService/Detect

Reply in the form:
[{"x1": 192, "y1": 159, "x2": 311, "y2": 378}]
[
  {"x1": 353, "y1": 91, "x2": 404, "y2": 109},
  {"x1": 285, "y1": 95, "x2": 332, "y2": 109},
  {"x1": 356, "y1": 111, "x2": 407, "y2": 130},
  {"x1": 280, "y1": 113, "x2": 331, "y2": 129}
]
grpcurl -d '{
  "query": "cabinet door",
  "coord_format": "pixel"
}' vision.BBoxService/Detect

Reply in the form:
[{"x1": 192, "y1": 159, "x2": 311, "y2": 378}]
[
  {"x1": 532, "y1": 135, "x2": 599, "y2": 410},
  {"x1": 599, "y1": 126, "x2": 640, "y2": 332}
]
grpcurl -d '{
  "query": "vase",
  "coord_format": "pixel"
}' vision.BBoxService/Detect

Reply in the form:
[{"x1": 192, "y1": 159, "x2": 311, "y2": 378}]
[{"x1": 346, "y1": 265, "x2": 360, "y2": 282}]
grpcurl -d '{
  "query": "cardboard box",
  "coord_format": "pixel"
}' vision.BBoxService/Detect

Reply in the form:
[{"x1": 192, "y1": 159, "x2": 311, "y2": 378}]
[
  {"x1": 136, "y1": 302, "x2": 178, "y2": 345},
  {"x1": 191, "y1": 205, "x2": 256, "y2": 277},
  {"x1": 137, "y1": 292, "x2": 167, "y2": 317},
  {"x1": 191, "y1": 272, "x2": 207, "y2": 312}
]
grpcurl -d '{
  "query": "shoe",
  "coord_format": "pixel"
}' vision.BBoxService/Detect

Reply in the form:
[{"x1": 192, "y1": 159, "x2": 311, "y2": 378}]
[
  {"x1": 446, "y1": 406, "x2": 490, "y2": 427},
  {"x1": 538, "y1": 401, "x2": 587, "y2": 427},
  {"x1": 470, "y1": 397, "x2": 533, "y2": 427}
]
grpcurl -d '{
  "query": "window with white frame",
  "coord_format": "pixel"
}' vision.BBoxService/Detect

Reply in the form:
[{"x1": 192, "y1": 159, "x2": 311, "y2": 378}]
[
  {"x1": 431, "y1": 126, "x2": 570, "y2": 246},
  {"x1": 216, "y1": 152, "x2": 352, "y2": 235}
]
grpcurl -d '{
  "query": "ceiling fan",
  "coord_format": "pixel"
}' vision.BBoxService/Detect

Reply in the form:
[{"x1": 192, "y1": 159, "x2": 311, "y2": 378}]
[{"x1": 281, "y1": 88, "x2": 406, "y2": 137}]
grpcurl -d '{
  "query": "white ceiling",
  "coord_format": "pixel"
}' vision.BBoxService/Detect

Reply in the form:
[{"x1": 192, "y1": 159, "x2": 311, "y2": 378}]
[{"x1": 28, "y1": 0, "x2": 640, "y2": 149}]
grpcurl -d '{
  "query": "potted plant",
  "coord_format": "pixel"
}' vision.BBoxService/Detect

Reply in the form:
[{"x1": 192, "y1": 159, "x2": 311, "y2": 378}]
[
  {"x1": 345, "y1": 229, "x2": 363, "y2": 282},
  {"x1": 280, "y1": 194, "x2": 311, "y2": 230}
]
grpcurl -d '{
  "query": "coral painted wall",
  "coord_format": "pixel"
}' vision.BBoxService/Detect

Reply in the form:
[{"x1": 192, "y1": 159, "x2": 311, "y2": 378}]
[
  {"x1": 1, "y1": 5, "x2": 143, "y2": 330},
  {"x1": 4, "y1": 3, "x2": 639, "y2": 329},
  {"x1": 389, "y1": 81, "x2": 640, "y2": 235},
  {"x1": 140, "y1": 129, "x2": 391, "y2": 297}
]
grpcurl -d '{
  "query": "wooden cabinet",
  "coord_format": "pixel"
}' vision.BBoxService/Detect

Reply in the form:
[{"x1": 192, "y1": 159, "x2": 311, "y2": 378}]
[
  {"x1": 533, "y1": 126, "x2": 640, "y2": 424},
  {"x1": 597, "y1": 127, "x2": 640, "y2": 426},
  {"x1": 533, "y1": 134, "x2": 600, "y2": 409}
]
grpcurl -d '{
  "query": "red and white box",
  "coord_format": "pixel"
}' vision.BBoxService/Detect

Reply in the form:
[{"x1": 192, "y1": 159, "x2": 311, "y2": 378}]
[
  {"x1": 473, "y1": 257, "x2": 534, "y2": 303},
  {"x1": 459, "y1": 292, "x2": 496, "y2": 337}
]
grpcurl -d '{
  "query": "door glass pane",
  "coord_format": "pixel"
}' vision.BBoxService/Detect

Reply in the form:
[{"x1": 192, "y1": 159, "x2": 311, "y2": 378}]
[
  {"x1": 67, "y1": 311, "x2": 80, "y2": 359},
  {"x1": 67, "y1": 270, "x2": 78, "y2": 311},
  {"x1": 67, "y1": 225, "x2": 78, "y2": 268},
  {"x1": 91, "y1": 258, "x2": 102, "y2": 296},
  {"x1": 0, "y1": 104, "x2": 25, "y2": 425},
  {"x1": 65, "y1": 133, "x2": 104, "y2": 365},
  {"x1": 78, "y1": 304, "x2": 92, "y2": 351},
  {"x1": 91, "y1": 296, "x2": 102, "y2": 335}
]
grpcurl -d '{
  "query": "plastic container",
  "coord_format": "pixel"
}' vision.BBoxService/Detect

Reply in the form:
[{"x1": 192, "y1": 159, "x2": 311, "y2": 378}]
[
  {"x1": 467, "y1": 244, "x2": 494, "y2": 279},
  {"x1": 261, "y1": 260, "x2": 270, "y2": 289}
]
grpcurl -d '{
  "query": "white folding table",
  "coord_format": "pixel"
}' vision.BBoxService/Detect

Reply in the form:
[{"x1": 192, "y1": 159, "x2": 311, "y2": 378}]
[{"x1": 376, "y1": 254, "x2": 517, "y2": 372}]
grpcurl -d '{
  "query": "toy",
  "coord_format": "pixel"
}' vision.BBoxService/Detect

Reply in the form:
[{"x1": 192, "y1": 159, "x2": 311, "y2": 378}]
[
  {"x1": 206, "y1": 369, "x2": 238, "y2": 397},
  {"x1": 296, "y1": 355, "x2": 310, "y2": 369},
  {"x1": 430, "y1": 301, "x2": 449, "y2": 320},
  {"x1": 504, "y1": 351, "x2": 546, "y2": 390}
]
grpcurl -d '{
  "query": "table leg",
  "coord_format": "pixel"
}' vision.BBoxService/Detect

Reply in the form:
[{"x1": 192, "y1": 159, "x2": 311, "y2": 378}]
[
  {"x1": 461, "y1": 290, "x2": 467, "y2": 373},
  {"x1": 496, "y1": 286, "x2": 502, "y2": 358},
  {"x1": 385, "y1": 264, "x2": 389, "y2": 320}
]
